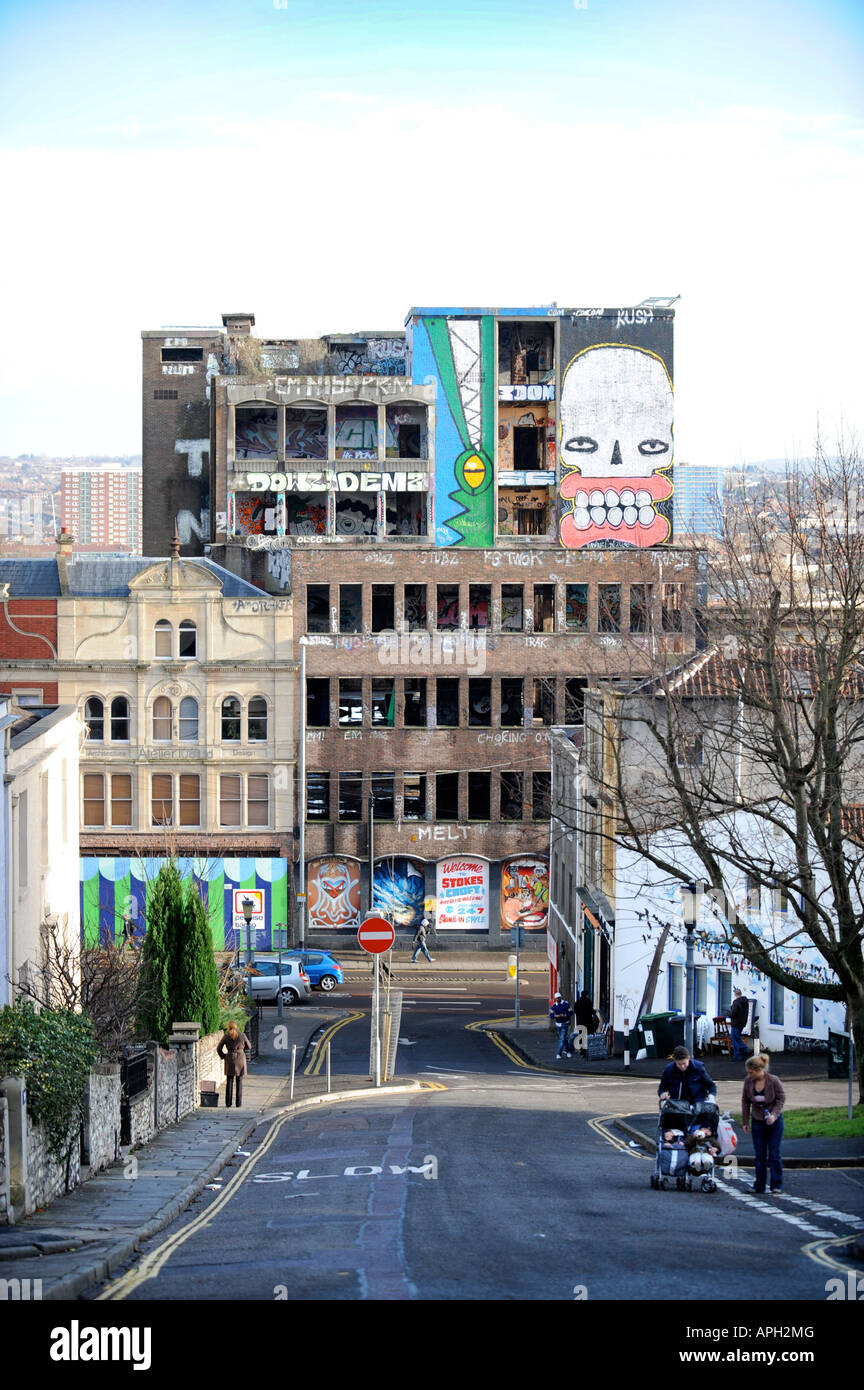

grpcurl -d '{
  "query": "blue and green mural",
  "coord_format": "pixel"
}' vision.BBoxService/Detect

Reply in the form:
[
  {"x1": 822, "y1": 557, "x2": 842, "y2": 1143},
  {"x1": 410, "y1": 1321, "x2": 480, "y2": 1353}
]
[
  {"x1": 80, "y1": 857, "x2": 289, "y2": 952},
  {"x1": 411, "y1": 315, "x2": 495, "y2": 546},
  {"x1": 372, "y1": 856, "x2": 426, "y2": 931}
]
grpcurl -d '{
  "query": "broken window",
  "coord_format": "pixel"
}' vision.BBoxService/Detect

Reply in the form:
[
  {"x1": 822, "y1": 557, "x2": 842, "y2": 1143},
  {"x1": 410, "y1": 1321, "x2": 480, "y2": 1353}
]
[
  {"x1": 287, "y1": 495, "x2": 328, "y2": 537},
  {"x1": 307, "y1": 585, "x2": 330, "y2": 633},
  {"x1": 630, "y1": 584, "x2": 652, "y2": 634},
  {"x1": 306, "y1": 679, "x2": 331, "y2": 728},
  {"x1": 386, "y1": 493, "x2": 426, "y2": 536},
  {"x1": 436, "y1": 772, "x2": 459, "y2": 821},
  {"x1": 405, "y1": 584, "x2": 427, "y2": 631},
  {"x1": 335, "y1": 494, "x2": 377, "y2": 537},
  {"x1": 436, "y1": 678, "x2": 459, "y2": 727},
  {"x1": 370, "y1": 773, "x2": 394, "y2": 820},
  {"x1": 436, "y1": 584, "x2": 460, "y2": 630},
  {"x1": 514, "y1": 426, "x2": 542, "y2": 470},
  {"x1": 335, "y1": 404, "x2": 378, "y2": 459},
  {"x1": 598, "y1": 584, "x2": 621, "y2": 633},
  {"x1": 339, "y1": 584, "x2": 363, "y2": 633},
  {"x1": 371, "y1": 585, "x2": 395, "y2": 633},
  {"x1": 468, "y1": 771, "x2": 491, "y2": 821},
  {"x1": 501, "y1": 584, "x2": 524, "y2": 632},
  {"x1": 501, "y1": 678, "x2": 523, "y2": 728},
  {"x1": 498, "y1": 486, "x2": 551, "y2": 537},
  {"x1": 564, "y1": 678, "x2": 587, "y2": 725},
  {"x1": 532, "y1": 771, "x2": 552, "y2": 821},
  {"x1": 306, "y1": 772, "x2": 330, "y2": 821},
  {"x1": 498, "y1": 322, "x2": 554, "y2": 385},
  {"x1": 338, "y1": 679, "x2": 363, "y2": 726},
  {"x1": 371, "y1": 679, "x2": 395, "y2": 726},
  {"x1": 403, "y1": 773, "x2": 426, "y2": 820},
  {"x1": 565, "y1": 584, "x2": 589, "y2": 632},
  {"x1": 532, "y1": 678, "x2": 554, "y2": 726},
  {"x1": 468, "y1": 678, "x2": 492, "y2": 727},
  {"x1": 403, "y1": 678, "x2": 427, "y2": 727},
  {"x1": 235, "y1": 406, "x2": 278, "y2": 460},
  {"x1": 235, "y1": 492, "x2": 277, "y2": 535},
  {"x1": 533, "y1": 584, "x2": 555, "y2": 633},
  {"x1": 662, "y1": 584, "x2": 684, "y2": 632},
  {"x1": 468, "y1": 584, "x2": 490, "y2": 630},
  {"x1": 284, "y1": 406, "x2": 327, "y2": 460},
  {"x1": 385, "y1": 403, "x2": 427, "y2": 459},
  {"x1": 161, "y1": 347, "x2": 203, "y2": 363},
  {"x1": 500, "y1": 771, "x2": 523, "y2": 821},
  {"x1": 338, "y1": 772, "x2": 363, "y2": 821}
]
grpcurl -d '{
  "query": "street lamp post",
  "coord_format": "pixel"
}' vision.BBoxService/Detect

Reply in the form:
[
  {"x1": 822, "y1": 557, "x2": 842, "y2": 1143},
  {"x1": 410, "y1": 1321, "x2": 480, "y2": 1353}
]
[
  {"x1": 242, "y1": 896, "x2": 255, "y2": 967},
  {"x1": 684, "y1": 879, "x2": 701, "y2": 1054}
]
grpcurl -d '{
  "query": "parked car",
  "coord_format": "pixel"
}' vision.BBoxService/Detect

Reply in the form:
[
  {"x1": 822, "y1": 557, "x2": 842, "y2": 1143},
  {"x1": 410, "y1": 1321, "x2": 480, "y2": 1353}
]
[
  {"x1": 284, "y1": 950, "x2": 344, "y2": 993},
  {"x1": 245, "y1": 959, "x2": 311, "y2": 1006}
]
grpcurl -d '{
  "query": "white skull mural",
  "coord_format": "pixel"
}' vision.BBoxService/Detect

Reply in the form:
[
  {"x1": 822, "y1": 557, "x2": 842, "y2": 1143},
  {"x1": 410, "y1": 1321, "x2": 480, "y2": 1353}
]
[{"x1": 559, "y1": 345, "x2": 673, "y2": 548}]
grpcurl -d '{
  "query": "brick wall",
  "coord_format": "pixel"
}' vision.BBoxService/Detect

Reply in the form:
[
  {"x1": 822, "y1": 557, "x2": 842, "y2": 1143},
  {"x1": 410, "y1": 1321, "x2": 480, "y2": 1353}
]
[{"x1": 0, "y1": 599, "x2": 57, "y2": 659}]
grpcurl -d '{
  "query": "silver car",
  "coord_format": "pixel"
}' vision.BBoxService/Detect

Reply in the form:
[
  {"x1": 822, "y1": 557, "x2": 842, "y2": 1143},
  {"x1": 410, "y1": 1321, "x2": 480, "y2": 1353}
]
[{"x1": 245, "y1": 959, "x2": 311, "y2": 1006}]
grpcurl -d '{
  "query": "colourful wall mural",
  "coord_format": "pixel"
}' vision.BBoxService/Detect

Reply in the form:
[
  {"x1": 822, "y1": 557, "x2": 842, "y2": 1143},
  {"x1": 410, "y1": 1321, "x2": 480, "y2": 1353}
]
[
  {"x1": 80, "y1": 857, "x2": 288, "y2": 951},
  {"x1": 558, "y1": 311, "x2": 674, "y2": 550},
  {"x1": 411, "y1": 315, "x2": 495, "y2": 547},
  {"x1": 307, "y1": 857, "x2": 362, "y2": 930},
  {"x1": 372, "y1": 857, "x2": 426, "y2": 930},
  {"x1": 500, "y1": 858, "x2": 549, "y2": 934}
]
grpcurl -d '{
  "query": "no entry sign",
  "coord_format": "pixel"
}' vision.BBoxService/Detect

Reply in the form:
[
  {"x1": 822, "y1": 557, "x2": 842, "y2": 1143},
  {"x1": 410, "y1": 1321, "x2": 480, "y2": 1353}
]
[{"x1": 357, "y1": 916, "x2": 395, "y2": 954}]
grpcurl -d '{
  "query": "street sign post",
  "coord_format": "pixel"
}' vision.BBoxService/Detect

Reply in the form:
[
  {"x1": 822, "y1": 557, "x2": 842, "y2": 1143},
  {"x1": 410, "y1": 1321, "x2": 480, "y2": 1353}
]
[{"x1": 358, "y1": 916, "x2": 395, "y2": 1086}]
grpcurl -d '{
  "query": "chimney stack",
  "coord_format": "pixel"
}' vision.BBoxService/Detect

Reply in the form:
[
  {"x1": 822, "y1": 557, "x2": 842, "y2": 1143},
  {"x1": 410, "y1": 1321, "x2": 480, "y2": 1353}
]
[{"x1": 221, "y1": 312, "x2": 255, "y2": 337}]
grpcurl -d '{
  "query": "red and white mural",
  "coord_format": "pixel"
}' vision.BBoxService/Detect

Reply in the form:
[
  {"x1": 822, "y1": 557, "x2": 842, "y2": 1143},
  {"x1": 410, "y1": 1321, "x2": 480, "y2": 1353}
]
[{"x1": 307, "y1": 857, "x2": 362, "y2": 930}]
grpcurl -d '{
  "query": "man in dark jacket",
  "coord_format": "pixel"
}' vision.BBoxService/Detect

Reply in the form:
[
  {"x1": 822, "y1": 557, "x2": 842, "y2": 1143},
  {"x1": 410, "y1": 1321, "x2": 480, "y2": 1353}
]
[
  {"x1": 550, "y1": 992, "x2": 575, "y2": 1059},
  {"x1": 729, "y1": 988, "x2": 750, "y2": 1060},
  {"x1": 658, "y1": 1047, "x2": 717, "y2": 1104}
]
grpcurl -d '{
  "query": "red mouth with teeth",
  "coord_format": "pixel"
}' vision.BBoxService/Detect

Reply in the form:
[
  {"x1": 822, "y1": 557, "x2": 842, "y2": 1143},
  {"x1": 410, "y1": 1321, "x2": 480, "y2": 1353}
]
[{"x1": 560, "y1": 470, "x2": 672, "y2": 548}]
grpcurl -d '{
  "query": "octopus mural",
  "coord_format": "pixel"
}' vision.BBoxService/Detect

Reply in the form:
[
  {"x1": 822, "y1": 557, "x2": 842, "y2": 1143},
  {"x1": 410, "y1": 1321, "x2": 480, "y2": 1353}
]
[
  {"x1": 500, "y1": 858, "x2": 550, "y2": 934},
  {"x1": 307, "y1": 857, "x2": 362, "y2": 930}
]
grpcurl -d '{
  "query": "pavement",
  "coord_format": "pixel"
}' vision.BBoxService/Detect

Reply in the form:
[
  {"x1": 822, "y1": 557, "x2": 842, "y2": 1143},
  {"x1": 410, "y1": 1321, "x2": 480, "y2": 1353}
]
[{"x1": 0, "y1": 1005, "x2": 418, "y2": 1300}]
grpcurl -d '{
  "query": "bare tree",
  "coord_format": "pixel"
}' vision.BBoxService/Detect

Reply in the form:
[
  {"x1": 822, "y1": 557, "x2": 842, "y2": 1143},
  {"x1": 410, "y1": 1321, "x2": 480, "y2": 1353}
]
[{"x1": 568, "y1": 439, "x2": 864, "y2": 1099}]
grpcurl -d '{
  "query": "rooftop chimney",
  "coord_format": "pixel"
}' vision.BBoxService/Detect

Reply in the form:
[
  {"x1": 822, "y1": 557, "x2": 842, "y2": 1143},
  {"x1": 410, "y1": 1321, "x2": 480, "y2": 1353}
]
[
  {"x1": 57, "y1": 527, "x2": 74, "y2": 595},
  {"x1": 221, "y1": 312, "x2": 255, "y2": 336}
]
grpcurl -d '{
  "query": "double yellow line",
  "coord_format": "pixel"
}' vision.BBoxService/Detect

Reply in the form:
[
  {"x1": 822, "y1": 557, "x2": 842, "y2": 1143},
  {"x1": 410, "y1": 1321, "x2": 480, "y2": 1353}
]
[
  {"x1": 465, "y1": 1018, "x2": 561, "y2": 1075},
  {"x1": 303, "y1": 1010, "x2": 364, "y2": 1076}
]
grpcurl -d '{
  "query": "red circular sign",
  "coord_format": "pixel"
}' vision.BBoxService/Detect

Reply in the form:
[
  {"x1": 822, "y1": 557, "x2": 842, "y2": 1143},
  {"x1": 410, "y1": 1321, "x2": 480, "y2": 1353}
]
[{"x1": 357, "y1": 916, "x2": 396, "y2": 954}]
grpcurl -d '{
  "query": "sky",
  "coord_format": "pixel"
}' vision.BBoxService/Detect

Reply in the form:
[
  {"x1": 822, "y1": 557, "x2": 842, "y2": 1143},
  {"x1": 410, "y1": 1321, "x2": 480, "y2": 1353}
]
[{"x1": 0, "y1": 0, "x2": 862, "y2": 465}]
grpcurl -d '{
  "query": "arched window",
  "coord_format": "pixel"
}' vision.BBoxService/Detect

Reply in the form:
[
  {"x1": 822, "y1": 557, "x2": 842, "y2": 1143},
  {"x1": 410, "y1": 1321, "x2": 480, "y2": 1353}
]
[
  {"x1": 153, "y1": 696, "x2": 172, "y2": 742},
  {"x1": 221, "y1": 696, "x2": 241, "y2": 742},
  {"x1": 179, "y1": 696, "x2": 199, "y2": 742},
  {"x1": 84, "y1": 696, "x2": 104, "y2": 741},
  {"x1": 178, "y1": 620, "x2": 197, "y2": 658},
  {"x1": 154, "y1": 620, "x2": 172, "y2": 659},
  {"x1": 110, "y1": 696, "x2": 130, "y2": 742},
  {"x1": 247, "y1": 696, "x2": 268, "y2": 741}
]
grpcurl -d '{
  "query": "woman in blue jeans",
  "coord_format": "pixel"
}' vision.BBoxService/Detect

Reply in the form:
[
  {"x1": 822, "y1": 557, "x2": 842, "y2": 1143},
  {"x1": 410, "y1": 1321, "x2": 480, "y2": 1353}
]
[{"x1": 741, "y1": 1053, "x2": 786, "y2": 1193}]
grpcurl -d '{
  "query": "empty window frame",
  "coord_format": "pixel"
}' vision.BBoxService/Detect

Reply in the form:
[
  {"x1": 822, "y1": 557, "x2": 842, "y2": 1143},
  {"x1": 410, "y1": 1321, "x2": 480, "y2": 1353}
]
[
  {"x1": 468, "y1": 584, "x2": 490, "y2": 630},
  {"x1": 85, "y1": 697, "x2": 104, "y2": 741},
  {"x1": 533, "y1": 584, "x2": 555, "y2": 633},
  {"x1": 532, "y1": 677, "x2": 554, "y2": 726},
  {"x1": 83, "y1": 772, "x2": 105, "y2": 827},
  {"x1": 629, "y1": 583, "x2": 652, "y2": 634},
  {"x1": 468, "y1": 678, "x2": 492, "y2": 727},
  {"x1": 404, "y1": 584, "x2": 427, "y2": 631},
  {"x1": 152, "y1": 696, "x2": 172, "y2": 742},
  {"x1": 565, "y1": 584, "x2": 589, "y2": 632},
  {"x1": 532, "y1": 771, "x2": 551, "y2": 820},
  {"x1": 436, "y1": 772, "x2": 459, "y2": 821},
  {"x1": 436, "y1": 678, "x2": 459, "y2": 727},
  {"x1": 371, "y1": 679, "x2": 395, "y2": 726},
  {"x1": 371, "y1": 585, "x2": 395, "y2": 633},
  {"x1": 306, "y1": 679, "x2": 331, "y2": 728},
  {"x1": 564, "y1": 678, "x2": 587, "y2": 725},
  {"x1": 403, "y1": 678, "x2": 427, "y2": 727},
  {"x1": 468, "y1": 771, "x2": 491, "y2": 821},
  {"x1": 178, "y1": 620, "x2": 197, "y2": 658},
  {"x1": 338, "y1": 772, "x2": 363, "y2": 821},
  {"x1": 370, "y1": 773, "x2": 395, "y2": 820},
  {"x1": 235, "y1": 406, "x2": 278, "y2": 460},
  {"x1": 385, "y1": 402, "x2": 427, "y2": 459},
  {"x1": 338, "y1": 679, "x2": 363, "y2": 726},
  {"x1": 770, "y1": 980, "x2": 785, "y2": 1027},
  {"x1": 306, "y1": 772, "x2": 330, "y2": 821},
  {"x1": 500, "y1": 771, "x2": 523, "y2": 821},
  {"x1": 161, "y1": 347, "x2": 203, "y2": 363},
  {"x1": 221, "y1": 696, "x2": 242, "y2": 741},
  {"x1": 662, "y1": 584, "x2": 684, "y2": 633},
  {"x1": 598, "y1": 584, "x2": 621, "y2": 633},
  {"x1": 110, "y1": 696, "x2": 129, "y2": 741},
  {"x1": 247, "y1": 774, "x2": 269, "y2": 827},
  {"x1": 111, "y1": 773, "x2": 133, "y2": 827},
  {"x1": 154, "y1": 620, "x2": 172, "y2": 659},
  {"x1": 179, "y1": 774, "x2": 200, "y2": 827},
  {"x1": 386, "y1": 494, "x2": 427, "y2": 537},
  {"x1": 151, "y1": 773, "x2": 173, "y2": 826},
  {"x1": 335, "y1": 492, "x2": 376, "y2": 537},
  {"x1": 500, "y1": 678, "x2": 523, "y2": 728},
  {"x1": 179, "y1": 696, "x2": 199, "y2": 742},
  {"x1": 307, "y1": 584, "x2": 330, "y2": 633},
  {"x1": 676, "y1": 731, "x2": 704, "y2": 767},
  {"x1": 335, "y1": 403, "x2": 377, "y2": 459},
  {"x1": 247, "y1": 696, "x2": 268, "y2": 741},
  {"x1": 514, "y1": 424, "x2": 542, "y2": 470},
  {"x1": 284, "y1": 406, "x2": 327, "y2": 460},
  {"x1": 339, "y1": 584, "x2": 363, "y2": 633},
  {"x1": 220, "y1": 775, "x2": 242, "y2": 827},
  {"x1": 403, "y1": 772, "x2": 426, "y2": 820},
  {"x1": 437, "y1": 584, "x2": 460, "y2": 631},
  {"x1": 500, "y1": 584, "x2": 524, "y2": 632}
]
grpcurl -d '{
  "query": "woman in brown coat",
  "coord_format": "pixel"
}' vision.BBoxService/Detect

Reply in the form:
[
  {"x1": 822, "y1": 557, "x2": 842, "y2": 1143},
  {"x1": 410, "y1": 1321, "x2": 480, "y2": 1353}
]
[
  {"x1": 217, "y1": 1021, "x2": 251, "y2": 1108},
  {"x1": 741, "y1": 1052, "x2": 786, "y2": 1193}
]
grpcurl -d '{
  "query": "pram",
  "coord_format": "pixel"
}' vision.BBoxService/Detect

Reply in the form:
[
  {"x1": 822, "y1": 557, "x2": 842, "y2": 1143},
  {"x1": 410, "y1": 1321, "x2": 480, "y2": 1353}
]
[{"x1": 650, "y1": 1098, "x2": 720, "y2": 1193}]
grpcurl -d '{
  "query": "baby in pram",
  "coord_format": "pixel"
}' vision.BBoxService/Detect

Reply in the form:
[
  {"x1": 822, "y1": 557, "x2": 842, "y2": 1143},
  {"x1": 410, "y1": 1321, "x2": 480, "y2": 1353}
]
[{"x1": 685, "y1": 1122, "x2": 720, "y2": 1174}]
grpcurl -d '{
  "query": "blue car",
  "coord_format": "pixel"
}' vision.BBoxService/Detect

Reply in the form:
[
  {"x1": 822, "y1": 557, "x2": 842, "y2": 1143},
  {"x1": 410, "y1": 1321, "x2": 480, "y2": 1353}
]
[{"x1": 284, "y1": 950, "x2": 344, "y2": 993}]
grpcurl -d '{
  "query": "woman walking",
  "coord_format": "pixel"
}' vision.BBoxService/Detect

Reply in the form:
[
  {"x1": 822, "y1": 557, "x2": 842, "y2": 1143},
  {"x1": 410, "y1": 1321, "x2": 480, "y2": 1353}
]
[
  {"x1": 741, "y1": 1052, "x2": 786, "y2": 1193},
  {"x1": 217, "y1": 1019, "x2": 251, "y2": 1108}
]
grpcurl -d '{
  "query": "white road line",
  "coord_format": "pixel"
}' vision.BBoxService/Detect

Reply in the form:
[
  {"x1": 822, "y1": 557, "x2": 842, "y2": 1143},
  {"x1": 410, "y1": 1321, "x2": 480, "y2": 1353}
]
[
  {"x1": 719, "y1": 1182, "x2": 839, "y2": 1238},
  {"x1": 771, "y1": 1193, "x2": 864, "y2": 1228}
]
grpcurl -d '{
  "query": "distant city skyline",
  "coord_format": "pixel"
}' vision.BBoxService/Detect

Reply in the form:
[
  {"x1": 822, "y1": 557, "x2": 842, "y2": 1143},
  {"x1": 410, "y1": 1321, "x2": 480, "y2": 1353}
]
[{"x1": 1, "y1": 0, "x2": 862, "y2": 463}]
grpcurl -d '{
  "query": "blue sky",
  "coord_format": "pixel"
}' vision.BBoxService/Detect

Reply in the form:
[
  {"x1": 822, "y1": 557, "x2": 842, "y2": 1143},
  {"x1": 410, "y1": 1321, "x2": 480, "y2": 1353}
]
[{"x1": 0, "y1": 0, "x2": 862, "y2": 461}]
